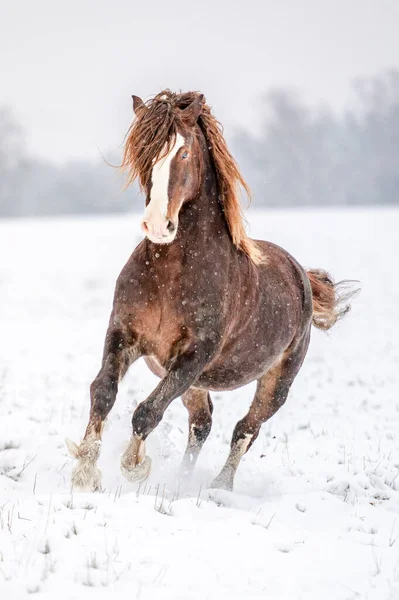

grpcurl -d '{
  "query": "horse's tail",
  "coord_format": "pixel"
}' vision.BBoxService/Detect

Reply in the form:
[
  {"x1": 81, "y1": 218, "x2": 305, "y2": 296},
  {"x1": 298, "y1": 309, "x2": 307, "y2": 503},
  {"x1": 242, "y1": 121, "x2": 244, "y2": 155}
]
[{"x1": 307, "y1": 269, "x2": 359, "y2": 331}]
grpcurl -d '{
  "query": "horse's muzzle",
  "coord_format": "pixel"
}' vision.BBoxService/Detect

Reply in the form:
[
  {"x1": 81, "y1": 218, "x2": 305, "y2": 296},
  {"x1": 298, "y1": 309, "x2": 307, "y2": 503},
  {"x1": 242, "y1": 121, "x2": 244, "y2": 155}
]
[{"x1": 141, "y1": 218, "x2": 177, "y2": 244}]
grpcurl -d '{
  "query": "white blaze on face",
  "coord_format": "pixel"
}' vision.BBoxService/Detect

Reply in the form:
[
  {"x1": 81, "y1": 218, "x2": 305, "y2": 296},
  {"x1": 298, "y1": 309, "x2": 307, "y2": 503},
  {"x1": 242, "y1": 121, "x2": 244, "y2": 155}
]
[{"x1": 142, "y1": 133, "x2": 185, "y2": 240}]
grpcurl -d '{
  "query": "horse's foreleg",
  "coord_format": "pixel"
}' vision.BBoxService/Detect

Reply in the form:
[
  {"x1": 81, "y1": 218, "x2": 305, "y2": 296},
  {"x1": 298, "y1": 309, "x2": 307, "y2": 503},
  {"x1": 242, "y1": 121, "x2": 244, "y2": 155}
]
[
  {"x1": 180, "y1": 388, "x2": 213, "y2": 476},
  {"x1": 68, "y1": 326, "x2": 139, "y2": 491},
  {"x1": 121, "y1": 344, "x2": 210, "y2": 482},
  {"x1": 211, "y1": 334, "x2": 310, "y2": 491}
]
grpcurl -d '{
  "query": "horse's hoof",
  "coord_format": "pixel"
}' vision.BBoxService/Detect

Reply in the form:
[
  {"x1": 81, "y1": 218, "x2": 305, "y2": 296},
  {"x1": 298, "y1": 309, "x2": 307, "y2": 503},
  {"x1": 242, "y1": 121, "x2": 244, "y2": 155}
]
[
  {"x1": 120, "y1": 455, "x2": 152, "y2": 483},
  {"x1": 209, "y1": 474, "x2": 234, "y2": 492},
  {"x1": 71, "y1": 464, "x2": 102, "y2": 493}
]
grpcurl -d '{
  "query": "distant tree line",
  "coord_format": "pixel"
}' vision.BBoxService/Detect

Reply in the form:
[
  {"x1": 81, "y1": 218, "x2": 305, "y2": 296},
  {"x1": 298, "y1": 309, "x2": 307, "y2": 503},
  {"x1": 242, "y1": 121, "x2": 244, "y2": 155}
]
[
  {"x1": 234, "y1": 70, "x2": 399, "y2": 206},
  {"x1": 0, "y1": 70, "x2": 398, "y2": 217},
  {"x1": 0, "y1": 108, "x2": 138, "y2": 217}
]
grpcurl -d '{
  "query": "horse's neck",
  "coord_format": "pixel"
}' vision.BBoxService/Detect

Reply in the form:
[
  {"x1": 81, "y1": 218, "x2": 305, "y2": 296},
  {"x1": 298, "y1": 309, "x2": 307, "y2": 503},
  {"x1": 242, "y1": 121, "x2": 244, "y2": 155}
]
[
  {"x1": 178, "y1": 137, "x2": 230, "y2": 247},
  {"x1": 144, "y1": 135, "x2": 232, "y2": 264}
]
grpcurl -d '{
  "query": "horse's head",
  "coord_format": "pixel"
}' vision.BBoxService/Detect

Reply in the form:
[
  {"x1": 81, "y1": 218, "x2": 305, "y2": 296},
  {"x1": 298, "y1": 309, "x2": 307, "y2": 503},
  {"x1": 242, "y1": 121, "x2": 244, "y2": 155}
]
[
  {"x1": 122, "y1": 90, "x2": 262, "y2": 263},
  {"x1": 132, "y1": 94, "x2": 204, "y2": 245}
]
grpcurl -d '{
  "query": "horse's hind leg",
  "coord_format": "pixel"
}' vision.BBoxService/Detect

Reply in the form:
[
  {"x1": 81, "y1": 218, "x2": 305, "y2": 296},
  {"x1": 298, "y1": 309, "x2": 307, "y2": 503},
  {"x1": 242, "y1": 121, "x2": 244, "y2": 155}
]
[
  {"x1": 180, "y1": 388, "x2": 213, "y2": 476},
  {"x1": 211, "y1": 333, "x2": 310, "y2": 491},
  {"x1": 67, "y1": 326, "x2": 139, "y2": 491}
]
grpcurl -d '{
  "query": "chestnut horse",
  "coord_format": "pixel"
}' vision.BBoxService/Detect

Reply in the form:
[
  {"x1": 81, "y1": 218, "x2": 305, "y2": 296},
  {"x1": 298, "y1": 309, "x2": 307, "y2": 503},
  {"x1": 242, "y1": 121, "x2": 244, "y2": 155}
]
[{"x1": 67, "y1": 90, "x2": 357, "y2": 492}]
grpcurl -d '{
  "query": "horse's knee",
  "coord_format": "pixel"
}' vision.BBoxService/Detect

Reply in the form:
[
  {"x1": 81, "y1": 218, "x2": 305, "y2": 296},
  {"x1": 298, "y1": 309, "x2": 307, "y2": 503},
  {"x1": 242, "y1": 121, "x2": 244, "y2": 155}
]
[
  {"x1": 132, "y1": 401, "x2": 162, "y2": 439},
  {"x1": 90, "y1": 374, "x2": 117, "y2": 419}
]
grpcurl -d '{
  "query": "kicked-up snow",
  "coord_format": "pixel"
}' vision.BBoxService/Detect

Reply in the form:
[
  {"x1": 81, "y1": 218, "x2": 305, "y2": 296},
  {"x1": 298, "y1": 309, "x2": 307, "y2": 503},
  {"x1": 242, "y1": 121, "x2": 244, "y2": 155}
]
[{"x1": 0, "y1": 208, "x2": 398, "y2": 599}]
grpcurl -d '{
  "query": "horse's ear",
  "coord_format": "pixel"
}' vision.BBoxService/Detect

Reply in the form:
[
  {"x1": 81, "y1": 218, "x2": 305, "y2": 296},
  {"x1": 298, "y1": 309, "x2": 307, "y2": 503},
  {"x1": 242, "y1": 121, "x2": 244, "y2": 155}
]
[
  {"x1": 132, "y1": 95, "x2": 147, "y2": 116},
  {"x1": 180, "y1": 94, "x2": 204, "y2": 126}
]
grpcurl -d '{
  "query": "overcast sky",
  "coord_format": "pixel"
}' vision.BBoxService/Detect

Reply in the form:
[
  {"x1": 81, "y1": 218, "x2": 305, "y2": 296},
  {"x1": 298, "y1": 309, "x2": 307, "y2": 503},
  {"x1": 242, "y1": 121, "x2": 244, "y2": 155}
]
[{"x1": 0, "y1": 0, "x2": 397, "y2": 162}]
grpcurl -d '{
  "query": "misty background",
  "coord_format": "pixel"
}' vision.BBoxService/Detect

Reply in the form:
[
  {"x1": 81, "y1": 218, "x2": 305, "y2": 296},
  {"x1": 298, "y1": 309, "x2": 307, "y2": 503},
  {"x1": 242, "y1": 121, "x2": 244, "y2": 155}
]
[{"x1": 0, "y1": 0, "x2": 398, "y2": 217}]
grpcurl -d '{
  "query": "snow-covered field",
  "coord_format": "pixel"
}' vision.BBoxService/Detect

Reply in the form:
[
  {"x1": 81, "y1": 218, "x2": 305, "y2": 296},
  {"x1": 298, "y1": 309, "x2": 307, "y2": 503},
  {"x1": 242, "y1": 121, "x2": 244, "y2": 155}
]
[{"x1": 1, "y1": 208, "x2": 398, "y2": 599}]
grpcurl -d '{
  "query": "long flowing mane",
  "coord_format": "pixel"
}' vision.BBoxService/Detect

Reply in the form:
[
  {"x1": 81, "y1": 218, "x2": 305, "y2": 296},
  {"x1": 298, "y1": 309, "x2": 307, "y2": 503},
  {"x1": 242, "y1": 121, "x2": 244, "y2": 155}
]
[{"x1": 120, "y1": 90, "x2": 263, "y2": 264}]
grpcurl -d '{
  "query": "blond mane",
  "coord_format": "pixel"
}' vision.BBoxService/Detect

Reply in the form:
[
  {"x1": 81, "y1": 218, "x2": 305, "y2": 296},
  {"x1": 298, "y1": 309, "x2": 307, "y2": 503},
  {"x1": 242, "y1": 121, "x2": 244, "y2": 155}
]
[{"x1": 120, "y1": 90, "x2": 263, "y2": 264}]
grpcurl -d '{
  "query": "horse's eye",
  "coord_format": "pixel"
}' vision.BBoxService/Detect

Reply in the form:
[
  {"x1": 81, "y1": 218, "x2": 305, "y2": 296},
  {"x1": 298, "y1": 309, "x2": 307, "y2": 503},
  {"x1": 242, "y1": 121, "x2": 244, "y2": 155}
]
[{"x1": 181, "y1": 151, "x2": 189, "y2": 159}]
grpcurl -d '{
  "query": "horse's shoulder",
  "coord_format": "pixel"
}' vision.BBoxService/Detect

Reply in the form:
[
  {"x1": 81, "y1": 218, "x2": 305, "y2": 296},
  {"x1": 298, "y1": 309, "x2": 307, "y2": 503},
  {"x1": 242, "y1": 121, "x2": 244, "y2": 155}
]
[{"x1": 112, "y1": 240, "x2": 151, "y2": 301}]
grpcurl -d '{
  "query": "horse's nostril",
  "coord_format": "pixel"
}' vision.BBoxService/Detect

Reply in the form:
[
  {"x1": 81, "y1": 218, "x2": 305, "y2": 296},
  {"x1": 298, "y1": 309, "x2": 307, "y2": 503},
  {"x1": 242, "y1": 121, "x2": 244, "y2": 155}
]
[
  {"x1": 142, "y1": 221, "x2": 149, "y2": 233},
  {"x1": 167, "y1": 221, "x2": 175, "y2": 233}
]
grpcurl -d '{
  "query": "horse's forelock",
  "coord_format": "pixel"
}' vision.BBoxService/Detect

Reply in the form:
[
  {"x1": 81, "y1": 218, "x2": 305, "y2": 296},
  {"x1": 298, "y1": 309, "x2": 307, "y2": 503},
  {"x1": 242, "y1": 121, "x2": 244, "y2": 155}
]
[{"x1": 121, "y1": 92, "x2": 179, "y2": 189}]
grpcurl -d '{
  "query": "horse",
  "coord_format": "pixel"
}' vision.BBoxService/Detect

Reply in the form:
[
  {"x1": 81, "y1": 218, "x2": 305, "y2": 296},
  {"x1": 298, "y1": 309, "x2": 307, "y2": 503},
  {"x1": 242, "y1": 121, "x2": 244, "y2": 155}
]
[{"x1": 67, "y1": 90, "x2": 357, "y2": 492}]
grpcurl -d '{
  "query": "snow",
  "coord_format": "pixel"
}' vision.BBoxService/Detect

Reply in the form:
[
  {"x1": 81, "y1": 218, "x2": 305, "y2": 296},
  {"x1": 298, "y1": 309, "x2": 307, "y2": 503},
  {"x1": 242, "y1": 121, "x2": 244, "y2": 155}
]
[{"x1": 1, "y1": 207, "x2": 398, "y2": 599}]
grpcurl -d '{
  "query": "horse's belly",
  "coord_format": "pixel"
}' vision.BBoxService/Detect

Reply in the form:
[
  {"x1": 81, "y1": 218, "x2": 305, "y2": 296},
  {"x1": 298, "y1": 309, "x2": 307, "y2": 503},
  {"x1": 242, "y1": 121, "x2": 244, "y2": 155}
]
[
  {"x1": 144, "y1": 353, "x2": 269, "y2": 391},
  {"x1": 143, "y1": 311, "x2": 297, "y2": 391},
  {"x1": 195, "y1": 350, "x2": 277, "y2": 391}
]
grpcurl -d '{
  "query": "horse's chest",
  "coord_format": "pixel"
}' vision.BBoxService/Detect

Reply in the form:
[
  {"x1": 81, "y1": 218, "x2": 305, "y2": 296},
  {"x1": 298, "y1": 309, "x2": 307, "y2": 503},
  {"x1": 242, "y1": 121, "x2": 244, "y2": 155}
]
[
  {"x1": 122, "y1": 256, "x2": 223, "y2": 362},
  {"x1": 131, "y1": 296, "x2": 186, "y2": 362}
]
